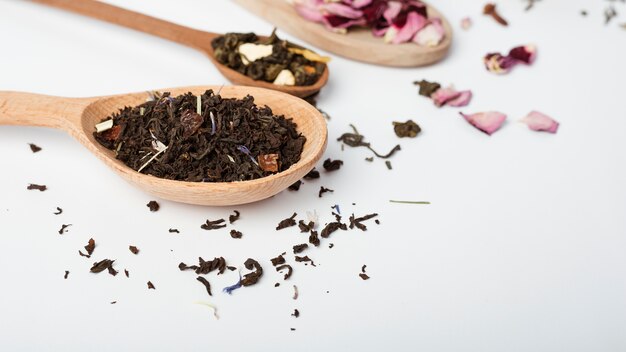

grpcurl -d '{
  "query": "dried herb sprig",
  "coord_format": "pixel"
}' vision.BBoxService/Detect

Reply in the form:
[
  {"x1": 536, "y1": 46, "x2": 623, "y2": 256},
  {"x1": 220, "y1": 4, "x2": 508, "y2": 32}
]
[{"x1": 337, "y1": 124, "x2": 401, "y2": 159}]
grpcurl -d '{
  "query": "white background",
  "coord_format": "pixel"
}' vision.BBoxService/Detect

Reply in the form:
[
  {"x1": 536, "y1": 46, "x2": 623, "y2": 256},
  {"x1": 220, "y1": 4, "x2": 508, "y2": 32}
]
[{"x1": 1, "y1": 0, "x2": 625, "y2": 351}]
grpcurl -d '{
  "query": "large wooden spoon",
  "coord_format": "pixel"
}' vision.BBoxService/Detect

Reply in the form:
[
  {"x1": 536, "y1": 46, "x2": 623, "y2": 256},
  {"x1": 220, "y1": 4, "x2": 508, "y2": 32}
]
[
  {"x1": 234, "y1": 0, "x2": 453, "y2": 67},
  {"x1": 0, "y1": 86, "x2": 327, "y2": 206},
  {"x1": 31, "y1": 0, "x2": 328, "y2": 98}
]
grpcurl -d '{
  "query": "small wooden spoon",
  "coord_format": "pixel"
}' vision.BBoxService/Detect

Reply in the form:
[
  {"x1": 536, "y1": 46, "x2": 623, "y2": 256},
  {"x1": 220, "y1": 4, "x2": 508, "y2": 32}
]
[
  {"x1": 234, "y1": 0, "x2": 453, "y2": 67},
  {"x1": 0, "y1": 86, "x2": 327, "y2": 206},
  {"x1": 31, "y1": 0, "x2": 328, "y2": 98}
]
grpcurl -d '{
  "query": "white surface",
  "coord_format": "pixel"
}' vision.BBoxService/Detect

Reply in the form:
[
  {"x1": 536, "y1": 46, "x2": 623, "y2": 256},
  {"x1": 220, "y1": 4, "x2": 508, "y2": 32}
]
[{"x1": 1, "y1": 0, "x2": 625, "y2": 351}]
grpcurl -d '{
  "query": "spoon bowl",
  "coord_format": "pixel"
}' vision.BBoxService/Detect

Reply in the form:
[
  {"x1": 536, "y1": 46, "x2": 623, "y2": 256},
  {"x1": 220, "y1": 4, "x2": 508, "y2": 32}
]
[
  {"x1": 0, "y1": 86, "x2": 328, "y2": 206},
  {"x1": 32, "y1": 0, "x2": 328, "y2": 98}
]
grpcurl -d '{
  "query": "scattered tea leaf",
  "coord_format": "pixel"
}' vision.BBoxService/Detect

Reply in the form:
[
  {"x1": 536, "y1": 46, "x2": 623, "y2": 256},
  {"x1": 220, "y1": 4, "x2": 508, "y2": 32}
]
[
  {"x1": 168, "y1": 228, "x2": 180, "y2": 233},
  {"x1": 241, "y1": 258, "x2": 263, "y2": 286},
  {"x1": 27, "y1": 184, "x2": 47, "y2": 192},
  {"x1": 293, "y1": 243, "x2": 308, "y2": 254},
  {"x1": 289, "y1": 180, "x2": 303, "y2": 191},
  {"x1": 147, "y1": 281, "x2": 155, "y2": 289},
  {"x1": 309, "y1": 230, "x2": 320, "y2": 246},
  {"x1": 147, "y1": 201, "x2": 159, "y2": 212},
  {"x1": 323, "y1": 158, "x2": 343, "y2": 171},
  {"x1": 359, "y1": 273, "x2": 370, "y2": 280},
  {"x1": 196, "y1": 276, "x2": 212, "y2": 296},
  {"x1": 58, "y1": 224, "x2": 71, "y2": 235},
  {"x1": 329, "y1": 243, "x2": 334, "y2": 248},
  {"x1": 110, "y1": 301, "x2": 117, "y2": 304},
  {"x1": 229, "y1": 210, "x2": 241, "y2": 224},
  {"x1": 124, "y1": 269, "x2": 129, "y2": 278},
  {"x1": 64, "y1": 270, "x2": 69, "y2": 279},
  {"x1": 201, "y1": 218, "x2": 226, "y2": 230},
  {"x1": 28, "y1": 143, "x2": 42, "y2": 153},
  {"x1": 53, "y1": 207, "x2": 63, "y2": 215},
  {"x1": 271, "y1": 254, "x2": 286, "y2": 266},
  {"x1": 386, "y1": 161, "x2": 392, "y2": 170},
  {"x1": 337, "y1": 124, "x2": 401, "y2": 159},
  {"x1": 413, "y1": 80, "x2": 441, "y2": 97},
  {"x1": 276, "y1": 212, "x2": 297, "y2": 230},
  {"x1": 292, "y1": 309, "x2": 300, "y2": 318},
  {"x1": 393, "y1": 120, "x2": 421, "y2": 138},
  {"x1": 129, "y1": 246, "x2": 139, "y2": 255},
  {"x1": 320, "y1": 221, "x2": 347, "y2": 238},
  {"x1": 90, "y1": 259, "x2": 115, "y2": 274},
  {"x1": 319, "y1": 186, "x2": 334, "y2": 198},
  {"x1": 349, "y1": 213, "x2": 378, "y2": 231},
  {"x1": 303, "y1": 168, "x2": 320, "y2": 179},
  {"x1": 230, "y1": 229, "x2": 243, "y2": 239},
  {"x1": 295, "y1": 256, "x2": 316, "y2": 267},
  {"x1": 293, "y1": 285, "x2": 299, "y2": 300},
  {"x1": 276, "y1": 264, "x2": 293, "y2": 280},
  {"x1": 84, "y1": 238, "x2": 95, "y2": 256}
]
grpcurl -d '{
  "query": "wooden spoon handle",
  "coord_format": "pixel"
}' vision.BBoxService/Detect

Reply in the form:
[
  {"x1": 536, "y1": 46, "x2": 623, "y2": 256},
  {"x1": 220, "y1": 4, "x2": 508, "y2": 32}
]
[
  {"x1": 32, "y1": 0, "x2": 215, "y2": 51},
  {"x1": 0, "y1": 91, "x2": 89, "y2": 129}
]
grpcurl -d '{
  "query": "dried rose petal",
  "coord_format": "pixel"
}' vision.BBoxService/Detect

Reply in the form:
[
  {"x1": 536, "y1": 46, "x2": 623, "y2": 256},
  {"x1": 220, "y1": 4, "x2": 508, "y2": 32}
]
[
  {"x1": 460, "y1": 17, "x2": 472, "y2": 30},
  {"x1": 508, "y1": 45, "x2": 537, "y2": 64},
  {"x1": 459, "y1": 111, "x2": 507, "y2": 135},
  {"x1": 446, "y1": 90, "x2": 472, "y2": 107},
  {"x1": 258, "y1": 154, "x2": 280, "y2": 172},
  {"x1": 385, "y1": 11, "x2": 427, "y2": 44},
  {"x1": 520, "y1": 111, "x2": 559, "y2": 133},
  {"x1": 413, "y1": 19, "x2": 445, "y2": 47}
]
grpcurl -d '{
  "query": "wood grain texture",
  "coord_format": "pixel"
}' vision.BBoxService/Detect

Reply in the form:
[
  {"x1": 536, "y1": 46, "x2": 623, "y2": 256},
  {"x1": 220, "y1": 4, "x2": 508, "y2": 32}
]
[
  {"x1": 31, "y1": 0, "x2": 328, "y2": 97},
  {"x1": 0, "y1": 86, "x2": 327, "y2": 206},
  {"x1": 234, "y1": 0, "x2": 453, "y2": 67}
]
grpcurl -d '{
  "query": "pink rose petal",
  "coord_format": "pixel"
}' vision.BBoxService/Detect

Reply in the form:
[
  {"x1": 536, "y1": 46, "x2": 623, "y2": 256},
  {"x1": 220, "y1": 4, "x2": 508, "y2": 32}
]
[
  {"x1": 383, "y1": 1, "x2": 403, "y2": 23},
  {"x1": 413, "y1": 19, "x2": 445, "y2": 46},
  {"x1": 389, "y1": 12, "x2": 427, "y2": 44},
  {"x1": 431, "y1": 87, "x2": 461, "y2": 107},
  {"x1": 322, "y1": 3, "x2": 363, "y2": 19},
  {"x1": 520, "y1": 111, "x2": 559, "y2": 133},
  {"x1": 460, "y1": 111, "x2": 507, "y2": 135},
  {"x1": 446, "y1": 90, "x2": 472, "y2": 107},
  {"x1": 484, "y1": 44, "x2": 536, "y2": 74}
]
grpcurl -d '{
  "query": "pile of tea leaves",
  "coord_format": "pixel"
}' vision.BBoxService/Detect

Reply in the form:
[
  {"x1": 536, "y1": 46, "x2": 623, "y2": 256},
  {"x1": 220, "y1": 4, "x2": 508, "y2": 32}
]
[
  {"x1": 211, "y1": 31, "x2": 329, "y2": 86},
  {"x1": 94, "y1": 90, "x2": 306, "y2": 182}
]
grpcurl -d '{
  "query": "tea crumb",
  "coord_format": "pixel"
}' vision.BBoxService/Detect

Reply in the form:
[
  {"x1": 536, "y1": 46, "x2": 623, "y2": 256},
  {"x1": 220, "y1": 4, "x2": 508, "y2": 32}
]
[
  {"x1": 292, "y1": 309, "x2": 300, "y2": 318},
  {"x1": 359, "y1": 273, "x2": 370, "y2": 280},
  {"x1": 168, "y1": 228, "x2": 180, "y2": 233},
  {"x1": 298, "y1": 220, "x2": 314, "y2": 232},
  {"x1": 201, "y1": 218, "x2": 226, "y2": 230},
  {"x1": 129, "y1": 246, "x2": 139, "y2": 255},
  {"x1": 271, "y1": 254, "x2": 286, "y2": 266},
  {"x1": 361, "y1": 265, "x2": 367, "y2": 273},
  {"x1": 58, "y1": 224, "x2": 72, "y2": 235},
  {"x1": 274, "y1": 282, "x2": 280, "y2": 287},
  {"x1": 365, "y1": 157, "x2": 374, "y2": 162},
  {"x1": 53, "y1": 207, "x2": 63, "y2": 215},
  {"x1": 276, "y1": 212, "x2": 297, "y2": 230},
  {"x1": 27, "y1": 183, "x2": 47, "y2": 192},
  {"x1": 309, "y1": 230, "x2": 320, "y2": 247},
  {"x1": 147, "y1": 281, "x2": 155, "y2": 290},
  {"x1": 64, "y1": 270, "x2": 69, "y2": 279},
  {"x1": 349, "y1": 213, "x2": 378, "y2": 231},
  {"x1": 230, "y1": 229, "x2": 243, "y2": 239},
  {"x1": 319, "y1": 186, "x2": 334, "y2": 198},
  {"x1": 110, "y1": 301, "x2": 117, "y2": 304},
  {"x1": 146, "y1": 201, "x2": 159, "y2": 212},
  {"x1": 386, "y1": 161, "x2": 392, "y2": 170},
  {"x1": 329, "y1": 243, "x2": 334, "y2": 248},
  {"x1": 393, "y1": 120, "x2": 421, "y2": 138},
  {"x1": 229, "y1": 210, "x2": 241, "y2": 224},
  {"x1": 124, "y1": 269, "x2": 129, "y2": 278},
  {"x1": 293, "y1": 285, "x2": 299, "y2": 300},
  {"x1": 84, "y1": 238, "x2": 95, "y2": 256},
  {"x1": 241, "y1": 258, "x2": 263, "y2": 286},
  {"x1": 291, "y1": 328, "x2": 296, "y2": 331},
  {"x1": 295, "y1": 255, "x2": 316, "y2": 267},
  {"x1": 28, "y1": 143, "x2": 42, "y2": 153}
]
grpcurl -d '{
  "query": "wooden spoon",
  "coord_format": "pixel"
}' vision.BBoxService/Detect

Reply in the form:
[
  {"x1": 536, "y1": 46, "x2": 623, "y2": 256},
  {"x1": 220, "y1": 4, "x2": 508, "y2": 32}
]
[
  {"x1": 0, "y1": 86, "x2": 327, "y2": 206},
  {"x1": 31, "y1": 0, "x2": 328, "y2": 98},
  {"x1": 234, "y1": 0, "x2": 453, "y2": 67}
]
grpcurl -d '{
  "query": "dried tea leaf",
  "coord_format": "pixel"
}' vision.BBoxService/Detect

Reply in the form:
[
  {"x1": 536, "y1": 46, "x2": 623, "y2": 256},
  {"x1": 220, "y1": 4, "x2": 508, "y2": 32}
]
[
  {"x1": 293, "y1": 285, "x2": 299, "y2": 300},
  {"x1": 276, "y1": 213, "x2": 297, "y2": 230},
  {"x1": 58, "y1": 224, "x2": 72, "y2": 235},
  {"x1": 320, "y1": 221, "x2": 347, "y2": 238},
  {"x1": 288, "y1": 180, "x2": 302, "y2": 191},
  {"x1": 295, "y1": 256, "x2": 316, "y2": 267},
  {"x1": 413, "y1": 80, "x2": 441, "y2": 97},
  {"x1": 169, "y1": 228, "x2": 180, "y2": 233},
  {"x1": 196, "y1": 276, "x2": 212, "y2": 296},
  {"x1": 393, "y1": 120, "x2": 421, "y2": 138},
  {"x1": 124, "y1": 269, "x2": 129, "y2": 278},
  {"x1": 323, "y1": 158, "x2": 343, "y2": 171},
  {"x1": 27, "y1": 183, "x2": 47, "y2": 192},
  {"x1": 229, "y1": 210, "x2": 241, "y2": 224},
  {"x1": 147, "y1": 201, "x2": 160, "y2": 212},
  {"x1": 349, "y1": 213, "x2": 378, "y2": 231},
  {"x1": 201, "y1": 218, "x2": 226, "y2": 230},
  {"x1": 359, "y1": 273, "x2": 370, "y2": 280},
  {"x1": 90, "y1": 259, "x2": 115, "y2": 274},
  {"x1": 64, "y1": 271, "x2": 69, "y2": 279},
  {"x1": 303, "y1": 168, "x2": 320, "y2": 179},
  {"x1": 230, "y1": 229, "x2": 243, "y2": 239},
  {"x1": 337, "y1": 124, "x2": 401, "y2": 159},
  {"x1": 386, "y1": 161, "x2": 392, "y2": 170},
  {"x1": 53, "y1": 207, "x2": 63, "y2": 215},
  {"x1": 276, "y1": 264, "x2": 293, "y2": 280},
  {"x1": 29, "y1": 143, "x2": 42, "y2": 153},
  {"x1": 361, "y1": 265, "x2": 367, "y2": 273},
  {"x1": 129, "y1": 246, "x2": 139, "y2": 255},
  {"x1": 241, "y1": 258, "x2": 263, "y2": 286},
  {"x1": 308, "y1": 230, "x2": 320, "y2": 246},
  {"x1": 298, "y1": 220, "x2": 314, "y2": 233},
  {"x1": 147, "y1": 281, "x2": 155, "y2": 289},
  {"x1": 271, "y1": 254, "x2": 286, "y2": 266},
  {"x1": 292, "y1": 309, "x2": 300, "y2": 318},
  {"x1": 319, "y1": 186, "x2": 334, "y2": 198},
  {"x1": 84, "y1": 238, "x2": 95, "y2": 256},
  {"x1": 293, "y1": 243, "x2": 308, "y2": 254}
]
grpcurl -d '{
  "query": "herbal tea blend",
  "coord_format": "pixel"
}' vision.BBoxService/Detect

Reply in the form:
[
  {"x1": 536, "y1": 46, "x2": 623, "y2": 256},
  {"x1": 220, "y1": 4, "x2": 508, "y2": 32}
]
[
  {"x1": 94, "y1": 90, "x2": 306, "y2": 182},
  {"x1": 211, "y1": 31, "x2": 328, "y2": 86}
]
